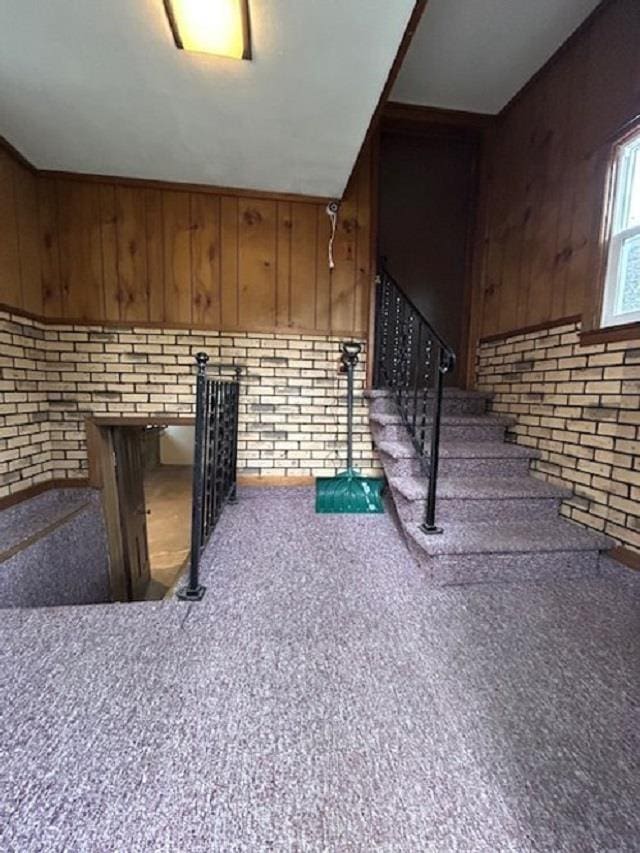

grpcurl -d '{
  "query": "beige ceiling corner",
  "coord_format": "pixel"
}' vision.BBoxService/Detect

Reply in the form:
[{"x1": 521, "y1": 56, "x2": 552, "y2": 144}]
[
  {"x1": 392, "y1": 0, "x2": 600, "y2": 114},
  {"x1": 0, "y1": 0, "x2": 417, "y2": 197}
]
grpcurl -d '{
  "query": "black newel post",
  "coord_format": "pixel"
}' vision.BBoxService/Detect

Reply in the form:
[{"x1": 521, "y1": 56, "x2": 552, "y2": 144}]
[
  {"x1": 228, "y1": 367, "x2": 241, "y2": 503},
  {"x1": 421, "y1": 347, "x2": 447, "y2": 536},
  {"x1": 178, "y1": 351, "x2": 209, "y2": 602}
]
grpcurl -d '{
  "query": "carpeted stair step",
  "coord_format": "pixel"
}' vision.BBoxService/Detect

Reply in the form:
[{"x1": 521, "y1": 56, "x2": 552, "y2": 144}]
[
  {"x1": 367, "y1": 386, "x2": 612, "y2": 586},
  {"x1": 377, "y1": 438, "x2": 536, "y2": 478},
  {"x1": 371, "y1": 411, "x2": 511, "y2": 443},
  {"x1": 368, "y1": 387, "x2": 488, "y2": 417},
  {"x1": 389, "y1": 474, "x2": 569, "y2": 522},
  {"x1": 404, "y1": 519, "x2": 613, "y2": 587}
]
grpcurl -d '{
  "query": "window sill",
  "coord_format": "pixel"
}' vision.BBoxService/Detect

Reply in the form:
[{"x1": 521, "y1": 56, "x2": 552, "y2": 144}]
[{"x1": 579, "y1": 320, "x2": 640, "y2": 346}]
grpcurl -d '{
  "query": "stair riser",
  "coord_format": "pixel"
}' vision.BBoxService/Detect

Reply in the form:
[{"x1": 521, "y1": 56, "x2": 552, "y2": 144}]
[
  {"x1": 380, "y1": 453, "x2": 532, "y2": 479},
  {"x1": 373, "y1": 423, "x2": 507, "y2": 443},
  {"x1": 370, "y1": 397, "x2": 487, "y2": 417},
  {"x1": 409, "y1": 545, "x2": 601, "y2": 587},
  {"x1": 394, "y1": 492, "x2": 561, "y2": 523}
]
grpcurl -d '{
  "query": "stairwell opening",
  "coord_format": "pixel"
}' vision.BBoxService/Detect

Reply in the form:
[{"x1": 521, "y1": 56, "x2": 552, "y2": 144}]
[{"x1": 87, "y1": 418, "x2": 194, "y2": 603}]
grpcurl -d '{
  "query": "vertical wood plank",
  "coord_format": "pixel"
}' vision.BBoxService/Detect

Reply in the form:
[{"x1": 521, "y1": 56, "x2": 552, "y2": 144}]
[
  {"x1": 354, "y1": 147, "x2": 372, "y2": 334},
  {"x1": 57, "y1": 180, "x2": 105, "y2": 320},
  {"x1": 13, "y1": 165, "x2": 42, "y2": 314},
  {"x1": 163, "y1": 191, "x2": 192, "y2": 324},
  {"x1": 238, "y1": 198, "x2": 276, "y2": 329},
  {"x1": 220, "y1": 196, "x2": 239, "y2": 328},
  {"x1": 289, "y1": 202, "x2": 317, "y2": 330},
  {"x1": 116, "y1": 186, "x2": 149, "y2": 323},
  {"x1": 0, "y1": 151, "x2": 21, "y2": 307},
  {"x1": 276, "y1": 202, "x2": 291, "y2": 327},
  {"x1": 330, "y1": 176, "x2": 357, "y2": 333},
  {"x1": 100, "y1": 185, "x2": 120, "y2": 322},
  {"x1": 144, "y1": 189, "x2": 165, "y2": 323},
  {"x1": 315, "y1": 205, "x2": 331, "y2": 332},
  {"x1": 37, "y1": 176, "x2": 62, "y2": 317},
  {"x1": 190, "y1": 193, "x2": 221, "y2": 328}
]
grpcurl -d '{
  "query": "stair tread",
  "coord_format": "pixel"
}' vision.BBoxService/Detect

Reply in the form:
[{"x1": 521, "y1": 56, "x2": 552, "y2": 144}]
[
  {"x1": 370, "y1": 412, "x2": 510, "y2": 427},
  {"x1": 406, "y1": 519, "x2": 613, "y2": 556},
  {"x1": 377, "y1": 438, "x2": 536, "y2": 461},
  {"x1": 366, "y1": 387, "x2": 489, "y2": 401},
  {"x1": 390, "y1": 474, "x2": 569, "y2": 501}
]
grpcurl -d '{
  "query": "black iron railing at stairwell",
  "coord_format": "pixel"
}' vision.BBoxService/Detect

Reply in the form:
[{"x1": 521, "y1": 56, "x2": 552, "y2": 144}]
[
  {"x1": 178, "y1": 353, "x2": 241, "y2": 602},
  {"x1": 373, "y1": 264, "x2": 456, "y2": 534}
]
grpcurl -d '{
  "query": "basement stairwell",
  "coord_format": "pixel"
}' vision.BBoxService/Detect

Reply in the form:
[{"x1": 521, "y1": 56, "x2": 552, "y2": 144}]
[{"x1": 370, "y1": 267, "x2": 612, "y2": 585}]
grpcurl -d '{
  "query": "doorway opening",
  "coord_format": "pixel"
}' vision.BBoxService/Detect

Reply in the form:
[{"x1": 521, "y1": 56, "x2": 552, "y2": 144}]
[
  {"x1": 87, "y1": 418, "x2": 194, "y2": 602},
  {"x1": 143, "y1": 425, "x2": 194, "y2": 598},
  {"x1": 377, "y1": 123, "x2": 480, "y2": 386}
]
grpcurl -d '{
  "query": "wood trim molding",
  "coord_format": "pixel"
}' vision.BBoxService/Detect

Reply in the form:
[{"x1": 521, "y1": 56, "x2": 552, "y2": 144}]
[
  {"x1": 609, "y1": 545, "x2": 640, "y2": 571},
  {"x1": 579, "y1": 321, "x2": 640, "y2": 346},
  {"x1": 40, "y1": 169, "x2": 332, "y2": 206},
  {"x1": 89, "y1": 416, "x2": 195, "y2": 428},
  {"x1": 382, "y1": 101, "x2": 494, "y2": 134},
  {"x1": 478, "y1": 315, "x2": 582, "y2": 344},
  {"x1": 236, "y1": 475, "x2": 315, "y2": 487},
  {"x1": 0, "y1": 135, "x2": 38, "y2": 172},
  {"x1": 0, "y1": 477, "x2": 90, "y2": 512},
  {"x1": 0, "y1": 502, "x2": 89, "y2": 564},
  {"x1": 1, "y1": 135, "x2": 332, "y2": 206},
  {"x1": 0, "y1": 302, "x2": 367, "y2": 339}
]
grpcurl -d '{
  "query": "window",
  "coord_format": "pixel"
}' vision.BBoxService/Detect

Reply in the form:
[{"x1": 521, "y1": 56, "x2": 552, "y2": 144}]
[{"x1": 601, "y1": 127, "x2": 640, "y2": 328}]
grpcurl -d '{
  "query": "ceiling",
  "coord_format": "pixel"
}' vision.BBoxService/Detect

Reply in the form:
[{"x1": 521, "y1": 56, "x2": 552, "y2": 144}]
[
  {"x1": 0, "y1": 0, "x2": 415, "y2": 198},
  {"x1": 392, "y1": 0, "x2": 601, "y2": 114}
]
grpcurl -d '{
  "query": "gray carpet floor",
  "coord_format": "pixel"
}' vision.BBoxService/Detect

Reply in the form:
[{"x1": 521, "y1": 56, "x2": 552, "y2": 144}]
[{"x1": 2, "y1": 487, "x2": 640, "y2": 852}]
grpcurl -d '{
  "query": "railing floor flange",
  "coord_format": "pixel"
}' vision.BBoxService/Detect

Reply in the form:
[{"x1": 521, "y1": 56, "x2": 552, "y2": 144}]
[
  {"x1": 177, "y1": 584, "x2": 207, "y2": 602},
  {"x1": 420, "y1": 524, "x2": 444, "y2": 535}
]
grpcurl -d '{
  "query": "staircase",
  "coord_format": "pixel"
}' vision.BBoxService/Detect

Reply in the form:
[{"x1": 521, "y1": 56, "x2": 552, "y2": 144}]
[{"x1": 371, "y1": 266, "x2": 611, "y2": 587}]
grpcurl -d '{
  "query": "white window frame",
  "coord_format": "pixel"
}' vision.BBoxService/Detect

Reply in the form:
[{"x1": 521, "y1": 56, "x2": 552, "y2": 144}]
[{"x1": 601, "y1": 126, "x2": 640, "y2": 329}]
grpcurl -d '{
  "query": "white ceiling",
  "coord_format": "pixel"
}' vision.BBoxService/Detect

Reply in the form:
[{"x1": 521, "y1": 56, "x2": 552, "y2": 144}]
[
  {"x1": 392, "y1": 0, "x2": 601, "y2": 114},
  {"x1": 0, "y1": 0, "x2": 416, "y2": 198}
]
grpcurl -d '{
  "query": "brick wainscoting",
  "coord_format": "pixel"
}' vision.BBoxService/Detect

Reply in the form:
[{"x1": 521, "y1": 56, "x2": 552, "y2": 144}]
[
  {"x1": 0, "y1": 309, "x2": 380, "y2": 502},
  {"x1": 477, "y1": 320, "x2": 640, "y2": 555}
]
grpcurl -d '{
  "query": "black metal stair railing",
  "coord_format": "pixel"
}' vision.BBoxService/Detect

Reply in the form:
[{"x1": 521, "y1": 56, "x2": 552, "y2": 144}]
[
  {"x1": 178, "y1": 352, "x2": 241, "y2": 602},
  {"x1": 373, "y1": 265, "x2": 456, "y2": 534}
]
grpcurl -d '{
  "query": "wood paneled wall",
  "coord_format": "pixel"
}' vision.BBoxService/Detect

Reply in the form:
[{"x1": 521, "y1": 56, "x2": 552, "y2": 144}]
[
  {"x1": 0, "y1": 145, "x2": 373, "y2": 335},
  {"x1": 0, "y1": 149, "x2": 42, "y2": 315},
  {"x1": 476, "y1": 0, "x2": 640, "y2": 340}
]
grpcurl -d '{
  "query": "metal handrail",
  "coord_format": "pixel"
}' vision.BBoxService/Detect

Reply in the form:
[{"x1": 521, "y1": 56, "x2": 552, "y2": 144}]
[
  {"x1": 373, "y1": 264, "x2": 456, "y2": 534},
  {"x1": 178, "y1": 352, "x2": 241, "y2": 601},
  {"x1": 378, "y1": 261, "x2": 456, "y2": 363}
]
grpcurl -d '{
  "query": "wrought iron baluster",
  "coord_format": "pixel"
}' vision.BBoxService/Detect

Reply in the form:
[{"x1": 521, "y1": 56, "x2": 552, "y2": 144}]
[
  {"x1": 419, "y1": 338, "x2": 433, "y2": 460},
  {"x1": 412, "y1": 322, "x2": 422, "y2": 436}
]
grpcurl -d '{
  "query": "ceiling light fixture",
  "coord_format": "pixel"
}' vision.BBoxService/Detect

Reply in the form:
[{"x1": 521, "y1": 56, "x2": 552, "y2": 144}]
[{"x1": 163, "y1": 0, "x2": 251, "y2": 60}]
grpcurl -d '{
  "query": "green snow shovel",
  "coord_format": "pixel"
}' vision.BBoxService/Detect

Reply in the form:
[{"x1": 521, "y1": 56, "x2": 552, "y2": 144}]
[{"x1": 315, "y1": 341, "x2": 384, "y2": 514}]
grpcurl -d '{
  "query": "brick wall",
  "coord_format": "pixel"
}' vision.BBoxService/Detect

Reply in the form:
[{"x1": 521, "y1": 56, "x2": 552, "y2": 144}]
[
  {"x1": 0, "y1": 308, "x2": 380, "y2": 501},
  {"x1": 477, "y1": 320, "x2": 640, "y2": 554},
  {"x1": 0, "y1": 316, "x2": 50, "y2": 493}
]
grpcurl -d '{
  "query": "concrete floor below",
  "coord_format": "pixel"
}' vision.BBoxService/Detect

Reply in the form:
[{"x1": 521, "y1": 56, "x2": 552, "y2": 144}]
[{"x1": 143, "y1": 465, "x2": 192, "y2": 597}]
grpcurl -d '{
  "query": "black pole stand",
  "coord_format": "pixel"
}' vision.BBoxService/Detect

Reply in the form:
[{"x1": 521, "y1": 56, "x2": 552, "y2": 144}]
[
  {"x1": 177, "y1": 352, "x2": 209, "y2": 602},
  {"x1": 420, "y1": 347, "x2": 448, "y2": 536}
]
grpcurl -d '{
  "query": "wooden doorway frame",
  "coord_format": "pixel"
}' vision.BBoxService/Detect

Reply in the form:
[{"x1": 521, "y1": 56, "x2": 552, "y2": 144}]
[{"x1": 85, "y1": 416, "x2": 195, "y2": 601}]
